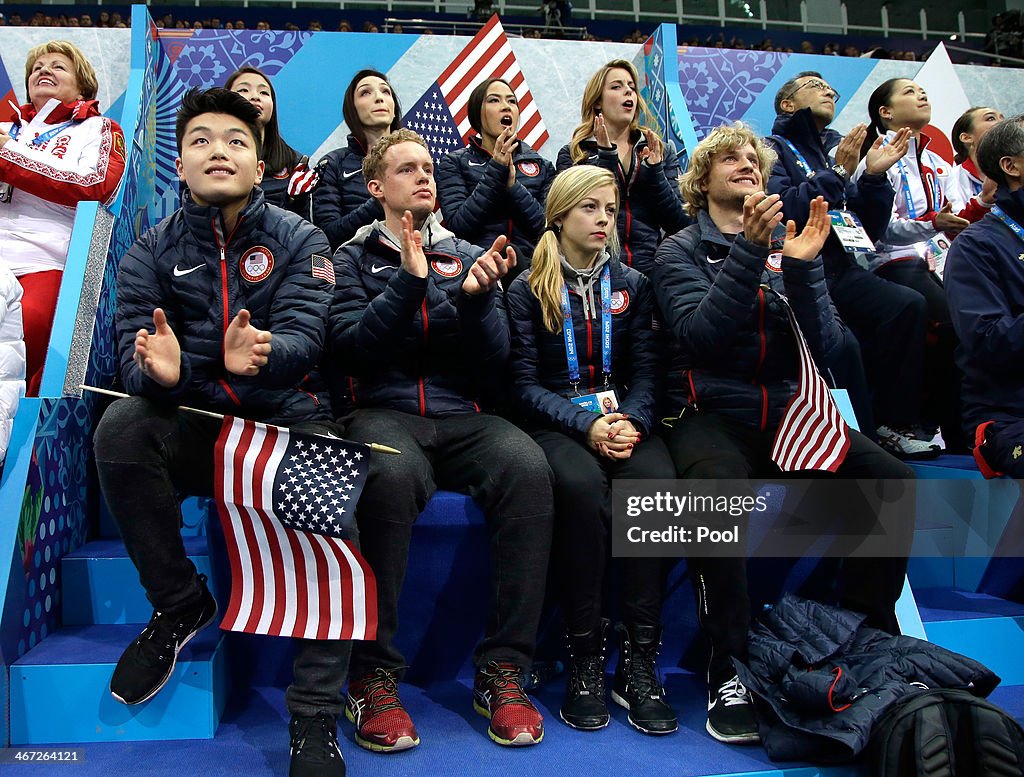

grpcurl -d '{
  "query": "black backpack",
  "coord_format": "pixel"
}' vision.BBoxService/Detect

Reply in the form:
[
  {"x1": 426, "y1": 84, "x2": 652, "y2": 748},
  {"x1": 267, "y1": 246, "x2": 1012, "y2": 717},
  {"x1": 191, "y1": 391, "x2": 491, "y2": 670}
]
[{"x1": 867, "y1": 689, "x2": 1024, "y2": 776}]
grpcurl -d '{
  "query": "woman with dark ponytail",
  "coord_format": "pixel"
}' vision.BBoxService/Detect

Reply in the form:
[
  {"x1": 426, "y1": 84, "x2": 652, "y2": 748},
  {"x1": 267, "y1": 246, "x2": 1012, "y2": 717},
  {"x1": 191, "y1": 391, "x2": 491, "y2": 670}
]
[
  {"x1": 854, "y1": 78, "x2": 964, "y2": 450},
  {"x1": 311, "y1": 69, "x2": 403, "y2": 250},
  {"x1": 506, "y1": 165, "x2": 678, "y2": 737},
  {"x1": 225, "y1": 66, "x2": 312, "y2": 216},
  {"x1": 437, "y1": 77, "x2": 555, "y2": 279},
  {"x1": 947, "y1": 106, "x2": 1004, "y2": 223}
]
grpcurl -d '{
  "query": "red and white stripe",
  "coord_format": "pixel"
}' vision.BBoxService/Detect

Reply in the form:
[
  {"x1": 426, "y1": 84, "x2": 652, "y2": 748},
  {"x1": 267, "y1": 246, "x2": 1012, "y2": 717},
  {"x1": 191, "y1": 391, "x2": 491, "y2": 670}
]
[
  {"x1": 770, "y1": 298, "x2": 851, "y2": 472},
  {"x1": 437, "y1": 14, "x2": 549, "y2": 150},
  {"x1": 214, "y1": 417, "x2": 377, "y2": 641},
  {"x1": 287, "y1": 163, "x2": 319, "y2": 197}
]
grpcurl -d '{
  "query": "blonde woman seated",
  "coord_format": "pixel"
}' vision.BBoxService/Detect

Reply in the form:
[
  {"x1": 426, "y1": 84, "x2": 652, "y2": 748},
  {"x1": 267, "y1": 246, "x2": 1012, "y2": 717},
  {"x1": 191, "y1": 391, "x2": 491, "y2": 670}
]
[{"x1": 506, "y1": 165, "x2": 677, "y2": 736}]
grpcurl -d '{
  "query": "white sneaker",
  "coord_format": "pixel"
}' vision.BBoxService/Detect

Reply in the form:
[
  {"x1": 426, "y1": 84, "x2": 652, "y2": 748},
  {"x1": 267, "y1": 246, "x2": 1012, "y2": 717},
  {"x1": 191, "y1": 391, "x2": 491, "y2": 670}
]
[{"x1": 876, "y1": 425, "x2": 941, "y2": 460}]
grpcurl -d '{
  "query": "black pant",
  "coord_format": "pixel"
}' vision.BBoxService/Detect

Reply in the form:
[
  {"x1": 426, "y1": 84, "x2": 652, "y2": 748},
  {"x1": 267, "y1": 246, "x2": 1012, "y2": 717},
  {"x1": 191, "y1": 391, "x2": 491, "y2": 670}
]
[
  {"x1": 829, "y1": 262, "x2": 927, "y2": 429},
  {"x1": 532, "y1": 430, "x2": 675, "y2": 635},
  {"x1": 877, "y1": 260, "x2": 963, "y2": 448},
  {"x1": 93, "y1": 397, "x2": 351, "y2": 717},
  {"x1": 343, "y1": 409, "x2": 553, "y2": 677},
  {"x1": 665, "y1": 411, "x2": 914, "y2": 687}
]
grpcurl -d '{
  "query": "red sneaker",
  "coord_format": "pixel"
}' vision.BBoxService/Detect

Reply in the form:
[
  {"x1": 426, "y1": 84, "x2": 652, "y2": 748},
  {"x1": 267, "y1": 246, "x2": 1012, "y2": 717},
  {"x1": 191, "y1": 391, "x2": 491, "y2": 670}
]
[
  {"x1": 345, "y1": 668, "x2": 420, "y2": 752},
  {"x1": 473, "y1": 661, "x2": 545, "y2": 746}
]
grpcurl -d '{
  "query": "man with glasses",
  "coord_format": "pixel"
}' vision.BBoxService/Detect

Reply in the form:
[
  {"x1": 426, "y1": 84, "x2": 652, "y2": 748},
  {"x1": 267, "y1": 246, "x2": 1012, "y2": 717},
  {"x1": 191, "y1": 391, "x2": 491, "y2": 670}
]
[{"x1": 769, "y1": 72, "x2": 940, "y2": 459}]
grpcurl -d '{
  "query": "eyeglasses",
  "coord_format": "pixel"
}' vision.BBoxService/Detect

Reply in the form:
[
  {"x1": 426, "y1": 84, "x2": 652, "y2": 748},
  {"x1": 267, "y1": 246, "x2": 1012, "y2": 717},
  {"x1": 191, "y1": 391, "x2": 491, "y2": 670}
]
[{"x1": 784, "y1": 79, "x2": 840, "y2": 104}]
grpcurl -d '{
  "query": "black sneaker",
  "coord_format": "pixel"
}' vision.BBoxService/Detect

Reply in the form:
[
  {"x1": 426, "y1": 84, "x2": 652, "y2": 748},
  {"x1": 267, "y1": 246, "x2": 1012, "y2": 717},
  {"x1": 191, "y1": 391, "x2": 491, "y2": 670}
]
[
  {"x1": 706, "y1": 675, "x2": 759, "y2": 744},
  {"x1": 290, "y1": 712, "x2": 346, "y2": 777},
  {"x1": 109, "y1": 576, "x2": 217, "y2": 705}
]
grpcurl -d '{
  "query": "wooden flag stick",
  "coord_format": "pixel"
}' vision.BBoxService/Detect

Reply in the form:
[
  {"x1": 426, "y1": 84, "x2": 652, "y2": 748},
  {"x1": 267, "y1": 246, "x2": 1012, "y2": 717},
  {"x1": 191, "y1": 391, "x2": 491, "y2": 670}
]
[{"x1": 78, "y1": 385, "x2": 401, "y2": 455}]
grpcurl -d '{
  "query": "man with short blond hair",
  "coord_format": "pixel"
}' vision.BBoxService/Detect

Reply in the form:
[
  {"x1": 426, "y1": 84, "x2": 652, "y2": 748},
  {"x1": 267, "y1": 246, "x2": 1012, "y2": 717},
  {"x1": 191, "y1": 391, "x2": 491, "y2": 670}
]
[{"x1": 329, "y1": 130, "x2": 553, "y2": 753}]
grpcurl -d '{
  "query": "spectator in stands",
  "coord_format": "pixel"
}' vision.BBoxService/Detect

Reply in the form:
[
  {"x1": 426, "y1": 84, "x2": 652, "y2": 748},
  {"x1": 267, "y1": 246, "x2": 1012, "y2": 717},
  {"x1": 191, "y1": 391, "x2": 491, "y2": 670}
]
[
  {"x1": 337, "y1": 20, "x2": 352, "y2": 32},
  {"x1": 330, "y1": 128, "x2": 553, "y2": 752},
  {"x1": 97, "y1": 11, "x2": 109, "y2": 27},
  {"x1": 856, "y1": 78, "x2": 966, "y2": 451},
  {"x1": 506, "y1": 165, "x2": 678, "y2": 735},
  {"x1": 313, "y1": 69, "x2": 402, "y2": 250},
  {"x1": 946, "y1": 115, "x2": 1024, "y2": 477},
  {"x1": 256, "y1": 19, "x2": 271, "y2": 30},
  {"x1": 225, "y1": 66, "x2": 315, "y2": 217},
  {"x1": 948, "y1": 106, "x2": 1004, "y2": 222},
  {"x1": 438, "y1": 77, "x2": 555, "y2": 279},
  {"x1": 769, "y1": 72, "x2": 940, "y2": 459},
  {"x1": 652, "y1": 122, "x2": 914, "y2": 746},
  {"x1": 235, "y1": 19, "x2": 246, "y2": 29},
  {"x1": 362, "y1": 21, "x2": 379, "y2": 33},
  {"x1": 557, "y1": 59, "x2": 688, "y2": 275},
  {"x1": 0, "y1": 40, "x2": 126, "y2": 396},
  {"x1": 308, "y1": 19, "x2": 322, "y2": 31},
  {"x1": 0, "y1": 265, "x2": 25, "y2": 471},
  {"x1": 95, "y1": 87, "x2": 345, "y2": 777}
]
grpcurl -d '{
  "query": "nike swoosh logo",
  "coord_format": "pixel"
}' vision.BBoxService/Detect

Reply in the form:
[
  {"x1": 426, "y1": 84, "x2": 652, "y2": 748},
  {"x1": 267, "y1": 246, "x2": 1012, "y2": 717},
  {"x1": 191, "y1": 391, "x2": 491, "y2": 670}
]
[
  {"x1": 173, "y1": 264, "x2": 203, "y2": 277},
  {"x1": 370, "y1": 264, "x2": 393, "y2": 274},
  {"x1": 342, "y1": 169, "x2": 361, "y2": 179},
  {"x1": 468, "y1": 161, "x2": 487, "y2": 167}
]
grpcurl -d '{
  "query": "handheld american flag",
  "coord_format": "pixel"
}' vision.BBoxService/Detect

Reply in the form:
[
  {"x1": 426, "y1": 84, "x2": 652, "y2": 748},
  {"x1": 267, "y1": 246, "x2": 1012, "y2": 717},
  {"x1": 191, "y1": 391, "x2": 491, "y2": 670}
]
[
  {"x1": 214, "y1": 417, "x2": 377, "y2": 640},
  {"x1": 403, "y1": 14, "x2": 549, "y2": 162},
  {"x1": 770, "y1": 295, "x2": 851, "y2": 472}
]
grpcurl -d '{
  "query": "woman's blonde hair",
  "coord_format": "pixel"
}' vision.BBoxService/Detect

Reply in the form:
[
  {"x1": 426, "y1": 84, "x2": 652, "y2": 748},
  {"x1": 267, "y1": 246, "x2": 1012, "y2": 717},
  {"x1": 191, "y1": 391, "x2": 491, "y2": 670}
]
[
  {"x1": 529, "y1": 166, "x2": 620, "y2": 334},
  {"x1": 25, "y1": 40, "x2": 98, "y2": 102},
  {"x1": 568, "y1": 59, "x2": 659, "y2": 164},
  {"x1": 678, "y1": 122, "x2": 776, "y2": 217}
]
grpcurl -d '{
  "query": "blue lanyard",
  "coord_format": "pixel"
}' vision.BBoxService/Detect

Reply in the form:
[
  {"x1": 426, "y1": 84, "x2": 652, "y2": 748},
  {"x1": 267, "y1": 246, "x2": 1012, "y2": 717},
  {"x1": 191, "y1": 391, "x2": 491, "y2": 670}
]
[
  {"x1": 778, "y1": 138, "x2": 813, "y2": 178},
  {"x1": 560, "y1": 265, "x2": 612, "y2": 391},
  {"x1": 895, "y1": 156, "x2": 941, "y2": 220},
  {"x1": 9, "y1": 119, "x2": 75, "y2": 147},
  {"x1": 991, "y1": 205, "x2": 1024, "y2": 246}
]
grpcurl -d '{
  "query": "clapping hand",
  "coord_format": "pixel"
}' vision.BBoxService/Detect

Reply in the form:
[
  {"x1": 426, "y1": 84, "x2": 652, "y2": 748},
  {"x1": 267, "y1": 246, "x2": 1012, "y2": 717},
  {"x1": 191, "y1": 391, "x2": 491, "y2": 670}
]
[
  {"x1": 134, "y1": 308, "x2": 181, "y2": 388},
  {"x1": 224, "y1": 309, "x2": 273, "y2": 376},
  {"x1": 743, "y1": 192, "x2": 784, "y2": 247},
  {"x1": 864, "y1": 127, "x2": 911, "y2": 175},
  {"x1": 463, "y1": 235, "x2": 516, "y2": 295},
  {"x1": 782, "y1": 196, "x2": 830, "y2": 261}
]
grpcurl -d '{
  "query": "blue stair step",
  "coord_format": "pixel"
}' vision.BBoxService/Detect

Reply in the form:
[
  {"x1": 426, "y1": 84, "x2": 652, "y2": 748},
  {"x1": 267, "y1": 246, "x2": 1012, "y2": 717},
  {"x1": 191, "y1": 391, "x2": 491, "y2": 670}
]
[
  {"x1": 908, "y1": 454, "x2": 983, "y2": 479},
  {"x1": 916, "y1": 588, "x2": 1024, "y2": 686},
  {"x1": 10, "y1": 624, "x2": 227, "y2": 744},
  {"x1": 61, "y1": 537, "x2": 214, "y2": 625}
]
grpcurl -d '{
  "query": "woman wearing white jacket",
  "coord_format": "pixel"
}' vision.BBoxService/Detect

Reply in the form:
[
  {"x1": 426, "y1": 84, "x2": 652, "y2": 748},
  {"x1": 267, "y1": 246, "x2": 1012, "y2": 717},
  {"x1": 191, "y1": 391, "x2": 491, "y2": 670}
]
[
  {"x1": 853, "y1": 78, "x2": 964, "y2": 451},
  {"x1": 0, "y1": 264, "x2": 26, "y2": 467}
]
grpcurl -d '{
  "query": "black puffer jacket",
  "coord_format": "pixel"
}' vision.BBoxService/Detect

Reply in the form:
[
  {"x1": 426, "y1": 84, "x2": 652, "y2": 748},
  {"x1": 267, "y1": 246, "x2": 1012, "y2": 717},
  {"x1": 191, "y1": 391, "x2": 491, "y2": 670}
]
[
  {"x1": 735, "y1": 594, "x2": 1000, "y2": 763},
  {"x1": 767, "y1": 108, "x2": 895, "y2": 280},
  {"x1": 312, "y1": 135, "x2": 384, "y2": 251},
  {"x1": 329, "y1": 214, "x2": 507, "y2": 417},
  {"x1": 506, "y1": 255, "x2": 658, "y2": 440},
  {"x1": 556, "y1": 132, "x2": 689, "y2": 274},
  {"x1": 651, "y1": 210, "x2": 844, "y2": 430},
  {"x1": 116, "y1": 188, "x2": 333, "y2": 424},
  {"x1": 437, "y1": 135, "x2": 554, "y2": 271}
]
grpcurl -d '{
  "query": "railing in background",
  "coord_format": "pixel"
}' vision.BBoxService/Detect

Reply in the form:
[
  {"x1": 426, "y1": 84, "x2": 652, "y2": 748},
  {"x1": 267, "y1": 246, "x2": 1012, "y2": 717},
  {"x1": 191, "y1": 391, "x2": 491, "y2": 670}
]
[{"x1": 215, "y1": 0, "x2": 988, "y2": 42}]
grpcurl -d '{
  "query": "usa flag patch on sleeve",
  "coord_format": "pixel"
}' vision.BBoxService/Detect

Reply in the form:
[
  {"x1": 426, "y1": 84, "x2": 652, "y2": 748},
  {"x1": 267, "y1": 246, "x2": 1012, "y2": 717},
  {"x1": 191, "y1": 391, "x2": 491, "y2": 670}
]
[{"x1": 312, "y1": 254, "x2": 336, "y2": 284}]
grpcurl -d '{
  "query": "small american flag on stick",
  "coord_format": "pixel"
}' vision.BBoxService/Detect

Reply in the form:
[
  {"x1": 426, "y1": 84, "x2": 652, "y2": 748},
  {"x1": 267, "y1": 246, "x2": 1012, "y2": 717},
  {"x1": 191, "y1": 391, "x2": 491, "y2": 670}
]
[{"x1": 214, "y1": 416, "x2": 377, "y2": 640}]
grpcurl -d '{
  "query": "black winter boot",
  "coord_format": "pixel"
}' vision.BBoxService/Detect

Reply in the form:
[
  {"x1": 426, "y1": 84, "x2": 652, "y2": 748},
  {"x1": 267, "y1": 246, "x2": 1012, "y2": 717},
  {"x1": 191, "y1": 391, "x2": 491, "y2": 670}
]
[
  {"x1": 560, "y1": 619, "x2": 609, "y2": 731},
  {"x1": 610, "y1": 623, "x2": 677, "y2": 735}
]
